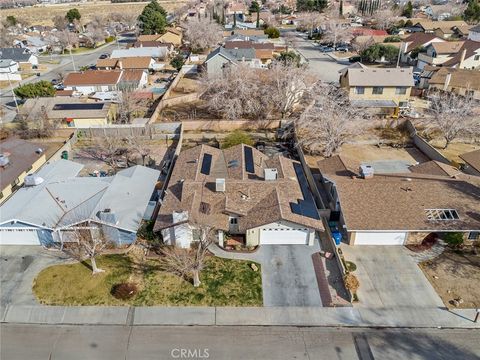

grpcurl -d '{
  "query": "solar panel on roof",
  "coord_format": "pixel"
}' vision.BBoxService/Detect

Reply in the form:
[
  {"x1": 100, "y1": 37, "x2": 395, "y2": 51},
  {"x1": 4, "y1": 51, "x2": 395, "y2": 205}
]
[
  {"x1": 52, "y1": 103, "x2": 105, "y2": 111},
  {"x1": 200, "y1": 153, "x2": 212, "y2": 175},
  {"x1": 244, "y1": 146, "x2": 254, "y2": 173}
]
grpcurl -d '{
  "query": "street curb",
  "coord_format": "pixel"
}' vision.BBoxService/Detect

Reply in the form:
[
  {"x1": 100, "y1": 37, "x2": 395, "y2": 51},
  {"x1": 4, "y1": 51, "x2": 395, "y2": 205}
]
[{"x1": 2, "y1": 305, "x2": 479, "y2": 328}]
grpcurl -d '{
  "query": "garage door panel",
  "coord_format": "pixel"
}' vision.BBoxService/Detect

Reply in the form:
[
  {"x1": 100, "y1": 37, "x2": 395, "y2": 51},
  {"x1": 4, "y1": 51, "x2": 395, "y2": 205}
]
[
  {"x1": 0, "y1": 230, "x2": 41, "y2": 245},
  {"x1": 355, "y1": 232, "x2": 406, "y2": 245},
  {"x1": 260, "y1": 229, "x2": 309, "y2": 245}
]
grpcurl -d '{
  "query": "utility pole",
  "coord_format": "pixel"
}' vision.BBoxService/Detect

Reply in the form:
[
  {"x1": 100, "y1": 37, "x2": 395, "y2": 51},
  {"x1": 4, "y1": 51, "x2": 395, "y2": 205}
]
[
  {"x1": 66, "y1": 31, "x2": 77, "y2": 71},
  {"x1": 396, "y1": 41, "x2": 402, "y2": 68},
  {"x1": 6, "y1": 72, "x2": 19, "y2": 113}
]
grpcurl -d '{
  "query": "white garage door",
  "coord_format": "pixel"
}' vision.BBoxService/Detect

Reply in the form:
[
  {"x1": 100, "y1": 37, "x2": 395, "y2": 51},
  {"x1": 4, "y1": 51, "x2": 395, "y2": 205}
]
[
  {"x1": 260, "y1": 228, "x2": 309, "y2": 245},
  {"x1": 354, "y1": 232, "x2": 407, "y2": 245},
  {"x1": 0, "y1": 230, "x2": 41, "y2": 245}
]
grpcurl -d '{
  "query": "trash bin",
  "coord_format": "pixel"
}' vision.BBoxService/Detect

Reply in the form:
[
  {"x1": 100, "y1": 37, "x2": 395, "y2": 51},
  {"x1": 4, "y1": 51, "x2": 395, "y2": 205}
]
[
  {"x1": 61, "y1": 150, "x2": 68, "y2": 160},
  {"x1": 332, "y1": 231, "x2": 342, "y2": 246}
]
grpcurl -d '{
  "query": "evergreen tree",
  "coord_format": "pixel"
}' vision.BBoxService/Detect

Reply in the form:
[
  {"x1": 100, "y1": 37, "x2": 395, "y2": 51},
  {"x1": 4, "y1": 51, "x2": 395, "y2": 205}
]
[
  {"x1": 402, "y1": 1, "x2": 413, "y2": 18},
  {"x1": 138, "y1": 0, "x2": 167, "y2": 35},
  {"x1": 339, "y1": 0, "x2": 343, "y2": 16},
  {"x1": 464, "y1": 0, "x2": 480, "y2": 22}
]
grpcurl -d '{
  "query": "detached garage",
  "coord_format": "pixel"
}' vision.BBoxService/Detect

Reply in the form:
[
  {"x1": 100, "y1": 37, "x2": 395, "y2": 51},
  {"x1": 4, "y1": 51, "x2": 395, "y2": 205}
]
[
  {"x1": 260, "y1": 228, "x2": 310, "y2": 245},
  {"x1": 352, "y1": 232, "x2": 407, "y2": 246}
]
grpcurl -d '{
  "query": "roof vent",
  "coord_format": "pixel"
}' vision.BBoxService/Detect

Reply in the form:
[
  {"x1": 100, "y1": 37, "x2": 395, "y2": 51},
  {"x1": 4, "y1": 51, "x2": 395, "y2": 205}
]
[
  {"x1": 0, "y1": 154, "x2": 10, "y2": 167},
  {"x1": 35, "y1": 148, "x2": 43, "y2": 155},
  {"x1": 264, "y1": 168, "x2": 278, "y2": 181},
  {"x1": 359, "y1": 164, "x2": 374, "y2": 179},
  {"x1": 24, "y1": 174, "x2": 44, "y2": 186},
  {"x1": 216, "y1": 178, "x2": 225, "y2": 192}
]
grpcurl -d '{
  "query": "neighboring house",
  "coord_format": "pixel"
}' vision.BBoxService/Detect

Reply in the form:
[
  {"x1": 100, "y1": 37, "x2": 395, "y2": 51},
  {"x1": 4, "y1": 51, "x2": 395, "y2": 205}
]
[
  {"x1": 132, "y1": 41, "x2": 174, "y2": 55},
  {"x1": 20, "y1": 97, "x2": 117, "y2": 127},
  {"x1": 13, "y1": 35, "x2": 48, "y2": 53},
  {"x1": 399, "y1": 33, "x2": 445, "y2": 64},
  {"x1": 418, "y1": 65, "x2": 440, "y2": 89},
  {"x1": 442, "y1": 40, "x2": 480, "y2": 69},
  {"x1": 468, "y1": 24, "x2": 480, "y2": 42},
  {"x1": 223, "y1": 29, "x2": 267, "y2": 40},
  {"x1": 111, "y1": 47, "x2": 168, "y2": 60},
  {"x1": 0, "y1": 138, "x2": 46, "y2": 204},
  {"x1": 0, "y1": 159, "x2": 160, "y2": 246},
  {"x1": 64, "y1": 70, "x2": 123, "y2": 95},
  {"x1": 460, "y1": 149, "x2": 480, "y2": 176},
  {"x1": 351, "y1": 28, "x2": 388, "y2": 37},
  {"x1": 317, "y1": 155, "x2": 480, "y2": 245},
  {"x1": 416, "y1": 41, "x2": 465, "y2": 69},
  {"x1": 137, "y1": 27, "x2": 182, "y2": 46},
  {"x1": 412, "y1": 20, "x2": 468, "y2": 38},
  {"x1": 96, "y1": 57, "x2": 155, "y2": 71},
  {"x1": 339, "y1": 63, "x2": 414, "y2": 115},
  {"x1": 428, "y1": 67, "x2": 480, "y2": 100},
  {"x1": 154, "y1": 144, "x2": 324, "y2": 248},
  {"x1": 0, "y1": 59, "x2": 21, "y2": 81},
  {"x1": 63, "y1": 70, "x2": 147, "y2": 95},
  {"x1": 0, "y1": 48, "x2": 38, "y2": 69}
]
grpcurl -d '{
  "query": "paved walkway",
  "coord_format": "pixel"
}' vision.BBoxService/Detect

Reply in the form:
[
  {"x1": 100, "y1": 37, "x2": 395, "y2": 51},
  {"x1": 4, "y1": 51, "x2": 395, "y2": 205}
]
[
  {"x1": 2, "y1": 304, "x2": 479, "y2": 328},
  {"x1": 406, "y1": 241, "x2": 446, "y2": 264}
]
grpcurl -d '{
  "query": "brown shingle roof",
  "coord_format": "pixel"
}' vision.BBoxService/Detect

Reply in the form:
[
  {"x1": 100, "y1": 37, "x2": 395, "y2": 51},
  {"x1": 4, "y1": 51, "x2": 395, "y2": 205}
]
[
  {"x1": 64, "y1": 70, "x2": 122, "y2": 86},
  {"x1": 443, "y1": 40, "x2": 480, "y2": 67},
  {"x1": 431, "y1": 41, "x2": 464, "y2": 54},
  {"x1": 0, "y1": 138, "x2": 44, "y2": 190},
  {"x1": 96, "y1": 58, "x2": 118, "y2": 68},
  {"x1": 404, "y1": 33, "x2": 442, "y2": 53},
  {"x1": 409, "y1": 160, "x2": 462, "y2": 177},
  {"x1": 117, "y1": 57, "x2": 152, "y2": 69},
  {"x1": 137, "y1": 34, "x2": 161, "y2": 42},
  {"x1": 429, "y1": 67, "x2": 480, "y2": 91},
  {"x1": 317, "y1": 156, "x2": 480, "y2": 232},
  {"x1": 154, "y1": 144, "x2": 324, "y2": 233},
  {"x1": 120, "y1": 69, "x2": 145, "y2": 82},
  {"x1": 460, "y1": 149, "x2": 480, "y2": 172}
]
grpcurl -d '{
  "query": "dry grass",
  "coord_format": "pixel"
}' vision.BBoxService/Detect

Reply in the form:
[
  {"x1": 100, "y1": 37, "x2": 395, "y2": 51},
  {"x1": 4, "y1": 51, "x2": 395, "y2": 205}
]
[
  {"x1": 33, "y1": 254, "x2": 263, "y2": 306},
  {"x1": 2, "y1": 0, "x2": 186, "y2": 26},
  {"x1": 430, "y1": 141, "x2": 480, "y2": 164},
  {"x1": 420, "y1": 248, "x2": 480, "y2": 309}
]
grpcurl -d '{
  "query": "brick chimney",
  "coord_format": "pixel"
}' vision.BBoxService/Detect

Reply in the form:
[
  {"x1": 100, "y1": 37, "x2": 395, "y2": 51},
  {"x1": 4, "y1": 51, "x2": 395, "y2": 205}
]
[{"x1": 118, "y1": 60, "x2": 123, "y2": 69}]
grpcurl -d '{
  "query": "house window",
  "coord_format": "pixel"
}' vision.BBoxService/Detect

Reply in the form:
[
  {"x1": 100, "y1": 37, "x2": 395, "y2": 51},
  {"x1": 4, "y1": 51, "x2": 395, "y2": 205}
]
[
  {"x1": 229, "y1": 217, "x2": 238, "y2": 225},
  {"x1": 474, "y1": 55, "x2": 480, "y2": 61},
  {"x1": 468, "y1": 232, "x2": 479, "y2": 240},
  {"x1": 372, "y1": 86, "x2": 384, "y2": 95},
  {"x1": 395, "y1": 87, "x2": 407, "y2": 95},
  {"x1": 355, "y1": 86, "x2": 365, "y2": 95}
]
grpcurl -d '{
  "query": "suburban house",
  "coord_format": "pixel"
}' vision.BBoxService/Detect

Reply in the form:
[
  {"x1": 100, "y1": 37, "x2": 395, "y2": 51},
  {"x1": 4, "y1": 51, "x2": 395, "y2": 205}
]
[
  {"x1": 460, "y1": 149, "x2": 480, "y2": 176},
  {"x1": 442, "y1": 40, "x2": 480, "y2": 69},
  {"x1": 0, "y1": 159, "x2": 160, "y2": 246},
  {"x1": 428, "y1": 67, "x2": 480, "y2": 100},
  {"x1": 0, "y1": 59, "x2": 21, "y2": 81},
  {"x1": 0, "y1": 138, "x2": 46, "y2": 204},
  {"x1": 20, "y1": 97, "x2": 117, "y2": 127},
  {"x1": 132, "y1": 40, "x2": 175, "y2": 55},
  {"x1": 154, "y1": 144, "x2": 324, "y2": 248},
  {"x1": 13, "y1": 35, "x2": 48, "y2": 53},
  {"x1": 111, "y1": 47, "x2": 168, "y2": 60},
  {"x1": 411, "y1": 20, "x2": 468, "y2": 38},
  {"x1": 339, "y1": 63, "x2": 414, "y2": 115},
  {"x1": 317, "y1": 155, "x2": 480, "y2": 246},
  {"x1": 468, "y1": 24, "x2": 480, "y2": 42},
  {"x1": 0, "y1": 48, "x2": 38, "y2": 69},
  {"x1": 96, "y1": 57, "x2": 156, "y2": 71},
  {"x1": 223, "y1": 29, "x2": 267, "y2": 40},
  {"x1": 399, "y1": 33, "x2": 445, "y2": 64},
  {"x1": 63, "y1": 70, "x2": 147, "y2": 95},
  {"x1": 204, "y1": 46, "x2": 267, "y2": 77},
  {"x1": 416, "y1": 41, "x2": 465, "y2": 69},
  {"x1": 137, "y1": 27, "x2": 182, "y2": 46}
]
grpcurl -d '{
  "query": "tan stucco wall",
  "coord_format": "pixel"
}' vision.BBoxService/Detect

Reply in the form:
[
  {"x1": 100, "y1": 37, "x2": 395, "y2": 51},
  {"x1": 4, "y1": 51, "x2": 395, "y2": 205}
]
[
  {"x1": 72, "y1": 117, "x2": 109, "y2": 127},
  {"x1": 348, "y1": 86, "x2": 412, "y2": 104},
  {"x1": 246, "y1": 220, "x2": 316, "y2": 246},
  {"x1": 0, "y1": 154, "x2": 46, "y2": 204}
]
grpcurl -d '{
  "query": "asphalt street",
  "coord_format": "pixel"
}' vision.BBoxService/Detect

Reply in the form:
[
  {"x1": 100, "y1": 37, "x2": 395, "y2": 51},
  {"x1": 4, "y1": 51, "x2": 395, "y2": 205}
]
[
  {"x1": 1, "y1": 325, "x2": 479, "y2": 360},
  {"x1": 288, "y1": 31, "x2": 346, "y2": 84}
]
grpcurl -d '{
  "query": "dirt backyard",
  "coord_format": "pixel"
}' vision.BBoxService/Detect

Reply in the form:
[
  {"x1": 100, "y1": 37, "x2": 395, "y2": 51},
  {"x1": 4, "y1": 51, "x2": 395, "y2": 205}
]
[{"x1": 420, "y1": 248, "x2": 480, "y2": 309}]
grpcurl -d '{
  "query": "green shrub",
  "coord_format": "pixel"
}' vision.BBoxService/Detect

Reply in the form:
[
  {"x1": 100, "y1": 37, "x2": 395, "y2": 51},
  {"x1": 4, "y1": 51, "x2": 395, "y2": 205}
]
[
  {"x1": 443, "y1": 233, "x2": 464, "y2": 248},
  {"x1": 221, "y1": 130, "x2": 254, "y2": 149},
  {"x1": 384, "y1": 36, "x2": 402, "y2": 43},
  {"x1": 14, "y1": 81, "x2": 55, "y2": 99},
  {"x1": 264, "y1": 26, "x2": 280, "y2": 39},
  {"x1": 105, "y1": 36, "x2": 116, "y2": 43}
]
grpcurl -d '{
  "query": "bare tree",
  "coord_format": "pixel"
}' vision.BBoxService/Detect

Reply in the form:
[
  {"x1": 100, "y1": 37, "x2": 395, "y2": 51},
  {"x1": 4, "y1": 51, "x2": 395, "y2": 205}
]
[
  {"x1": 116, "y1": 88, "x2": 142, "y2": 124},
  {"x1": 322, "y1": 19, "x2": 351, "y2": 48},
  {"x1": 53, "y1": 14, "x2": 68, "y2": 30},
  {"x1": 56, "y1": 29, "x2": 79, "y2": 54},
  {"x1": 61, "y1": 226, "x2": 111, "y2": 275},
  {"x1": 296, "y1": 83, "x2": 367, "y2": 157},
  {"x1": 127, "y1": 136, "x2": 151, "y2": 166},
  {"x1": 297, "y1": 11, "x2": 321, "y2": 37},
  {"x1": 351, "y1": 36, "x2": 375, "y2": 55},
  {"x1": 182, "y1": 17, "x2": 223, "y2": 52},
  {"x1": 17, "y1": 105, "x2": 59, "y2": 139},
  {"x1": 0, "y1": 21, "x2": 14, "y2": 47},
  {"x1": 267, "y1": 61, "x2": 317, "y2": 118},
  {"x1": 426, "y1": 91, "x2": 480, "y2": 149},
  {"x1": 78, "y1": 135, "x2": 130, "y2": 173},
  {"x1": 369, "y1": 8, "x2": 399, "y2": 30},
  {"x1": 84, "y1": 19, "x2": 106, "y2": 48},
  {"x1": 158, "y1": 224, "x2": 214, "y2": 287}
]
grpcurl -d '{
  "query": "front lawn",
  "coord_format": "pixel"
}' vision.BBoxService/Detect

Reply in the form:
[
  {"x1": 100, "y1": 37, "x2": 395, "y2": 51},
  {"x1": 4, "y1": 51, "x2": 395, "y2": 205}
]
[{"x1": 33, "y1": 254, "x2": 262, "y2": 306}]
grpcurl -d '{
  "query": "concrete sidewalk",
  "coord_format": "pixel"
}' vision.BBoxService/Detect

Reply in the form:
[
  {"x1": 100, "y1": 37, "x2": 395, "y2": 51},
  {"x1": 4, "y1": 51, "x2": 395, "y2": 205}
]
[{"x1": 2, "y1": 305, "x2": 479, "y2": 328}]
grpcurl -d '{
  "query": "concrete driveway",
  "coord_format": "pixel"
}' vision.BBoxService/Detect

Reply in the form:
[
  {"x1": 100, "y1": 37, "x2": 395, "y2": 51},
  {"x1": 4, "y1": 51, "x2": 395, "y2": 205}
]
[
  {"x1": 0, "y1": 246, "x2": 64, "y2": 307},
  {"x1": 257, "y1": 242, "x2": 323, "y2": 307},
  {"x1": 341, "y1": 246, "x2": 444, "y2": 308}
]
